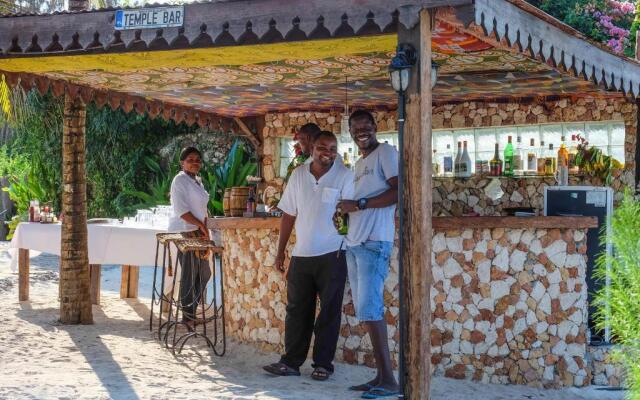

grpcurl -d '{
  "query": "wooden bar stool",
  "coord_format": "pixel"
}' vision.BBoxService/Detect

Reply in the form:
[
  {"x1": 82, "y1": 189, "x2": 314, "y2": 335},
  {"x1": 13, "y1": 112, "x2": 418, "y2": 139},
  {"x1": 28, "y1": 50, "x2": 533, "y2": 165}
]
[
  {"x1": 151, "y1": 232, "x2": 184, "y2": 341},
  {"x1": 169, "y1": 238, "x2": 226, "y2": 356}
]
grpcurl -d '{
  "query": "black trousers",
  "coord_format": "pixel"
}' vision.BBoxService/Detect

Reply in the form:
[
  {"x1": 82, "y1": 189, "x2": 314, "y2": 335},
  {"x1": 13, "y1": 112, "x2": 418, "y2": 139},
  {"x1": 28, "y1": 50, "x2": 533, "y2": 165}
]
[
  {"x1": 178, "y1": 250, "x2": 212, "y2": 321},
  {"x1": 280, "y1": 250, "x2": 347, "y2": 373}
]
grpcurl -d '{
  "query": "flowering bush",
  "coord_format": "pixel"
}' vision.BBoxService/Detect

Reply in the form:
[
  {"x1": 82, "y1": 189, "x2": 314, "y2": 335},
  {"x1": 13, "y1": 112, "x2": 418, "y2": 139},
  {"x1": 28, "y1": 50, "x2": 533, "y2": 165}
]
[{"x1": 529, "y1": 0, "x2": 637, "y2": 56}]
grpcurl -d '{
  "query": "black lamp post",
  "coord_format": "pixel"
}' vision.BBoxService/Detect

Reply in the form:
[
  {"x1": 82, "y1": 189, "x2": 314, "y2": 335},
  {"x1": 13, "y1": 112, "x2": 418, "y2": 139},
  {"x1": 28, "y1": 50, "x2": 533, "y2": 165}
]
[{"x1": 389, "y1": 43, "x2": 437, "y2": 397}]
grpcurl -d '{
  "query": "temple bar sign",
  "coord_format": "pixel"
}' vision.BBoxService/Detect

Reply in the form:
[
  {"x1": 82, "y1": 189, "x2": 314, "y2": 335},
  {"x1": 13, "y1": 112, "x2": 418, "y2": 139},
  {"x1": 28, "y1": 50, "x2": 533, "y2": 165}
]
[{"x1": 114, "y1": 6, "x2": 184, "y2": 30}]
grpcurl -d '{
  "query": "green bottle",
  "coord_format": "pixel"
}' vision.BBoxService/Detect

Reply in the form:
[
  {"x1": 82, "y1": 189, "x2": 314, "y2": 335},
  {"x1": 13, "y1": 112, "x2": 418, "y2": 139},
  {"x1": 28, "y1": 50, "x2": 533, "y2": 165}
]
[
  {"x1": 334, "y1": 208, "x2": 349, "y2": 235},
  {"x1": 503, "y1": 135, "x2": 514, "y2": 177}
]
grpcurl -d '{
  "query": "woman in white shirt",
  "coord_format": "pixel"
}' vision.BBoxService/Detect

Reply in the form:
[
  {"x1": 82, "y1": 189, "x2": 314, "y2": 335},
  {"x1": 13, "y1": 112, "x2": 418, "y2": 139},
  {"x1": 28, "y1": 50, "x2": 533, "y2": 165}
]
[{"x1": 169, "y1": 146, "x2": 211, "y2": 326}]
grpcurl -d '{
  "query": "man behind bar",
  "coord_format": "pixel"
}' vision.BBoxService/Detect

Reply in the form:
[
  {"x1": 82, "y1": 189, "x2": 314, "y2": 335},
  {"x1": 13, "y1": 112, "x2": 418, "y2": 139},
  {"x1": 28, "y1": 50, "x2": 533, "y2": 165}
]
[
  {"x1": 337, "y1": 110, "x2": 399, "y2": 398},
  {"x1": 263, "y1": 131, "x2": 354, "y2": 381}
]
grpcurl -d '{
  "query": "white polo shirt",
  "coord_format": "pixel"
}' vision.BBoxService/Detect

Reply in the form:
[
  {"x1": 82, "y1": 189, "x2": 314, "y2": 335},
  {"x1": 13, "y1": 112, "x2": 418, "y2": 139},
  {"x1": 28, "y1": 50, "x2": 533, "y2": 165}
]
[
  {"x1": 278, "y1": 161, "x2": 354, "y2": 257},
  {"x1": 168, "y1": 171, "x2": 209, "y2": 232}
]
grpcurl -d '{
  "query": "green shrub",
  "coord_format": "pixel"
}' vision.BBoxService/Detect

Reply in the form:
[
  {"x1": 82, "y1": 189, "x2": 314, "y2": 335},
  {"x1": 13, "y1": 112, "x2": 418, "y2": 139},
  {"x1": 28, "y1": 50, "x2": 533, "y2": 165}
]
[{"x1": 593, "y1": 191, "x2": 640, "y2": 397}]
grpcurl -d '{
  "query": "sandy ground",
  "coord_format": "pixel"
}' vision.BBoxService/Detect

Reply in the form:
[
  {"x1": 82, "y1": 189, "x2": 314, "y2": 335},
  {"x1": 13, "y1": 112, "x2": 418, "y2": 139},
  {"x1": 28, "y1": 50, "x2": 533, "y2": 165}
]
[{"x1": 0, "y1": 243, "x2": 626, "y2": 400}]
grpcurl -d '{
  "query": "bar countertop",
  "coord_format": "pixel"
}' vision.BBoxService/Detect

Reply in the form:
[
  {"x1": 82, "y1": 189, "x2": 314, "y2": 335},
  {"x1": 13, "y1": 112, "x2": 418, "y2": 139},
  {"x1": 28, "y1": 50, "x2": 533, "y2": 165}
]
[{"x1": 207, "y1": 216, "x2": 598, "y2": 231}]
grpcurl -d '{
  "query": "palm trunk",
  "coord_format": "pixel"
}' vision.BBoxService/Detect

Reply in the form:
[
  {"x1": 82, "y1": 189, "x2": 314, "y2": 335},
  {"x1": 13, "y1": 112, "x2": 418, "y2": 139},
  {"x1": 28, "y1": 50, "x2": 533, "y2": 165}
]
[{"x1": 60, "y1": 95, "x2": 92, "y2": 324}]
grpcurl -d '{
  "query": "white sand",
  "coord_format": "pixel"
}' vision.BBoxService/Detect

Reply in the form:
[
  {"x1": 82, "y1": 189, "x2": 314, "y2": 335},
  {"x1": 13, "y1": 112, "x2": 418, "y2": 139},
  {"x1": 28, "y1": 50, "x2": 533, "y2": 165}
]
[{"x1": 0, "y1": 243, "x2": 625, "y2": 400}]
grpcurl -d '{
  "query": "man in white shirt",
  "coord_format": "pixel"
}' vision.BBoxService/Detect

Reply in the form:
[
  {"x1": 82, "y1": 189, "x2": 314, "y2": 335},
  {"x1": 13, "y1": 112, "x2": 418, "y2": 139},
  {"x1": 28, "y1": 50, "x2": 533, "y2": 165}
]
[
  {"x1": 263, "y1": 131, "x2": 354, "y2": 382},
  {"x1": 337, "y1": 110, "x2": 399, "y2": 398}
]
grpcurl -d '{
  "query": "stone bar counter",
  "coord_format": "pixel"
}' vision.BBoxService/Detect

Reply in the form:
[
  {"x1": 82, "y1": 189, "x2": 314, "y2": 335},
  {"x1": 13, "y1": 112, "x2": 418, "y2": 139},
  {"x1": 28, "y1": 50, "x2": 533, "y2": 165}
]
[{"x1": 208, "y1": 215, "x2": 603, "y2": 388}]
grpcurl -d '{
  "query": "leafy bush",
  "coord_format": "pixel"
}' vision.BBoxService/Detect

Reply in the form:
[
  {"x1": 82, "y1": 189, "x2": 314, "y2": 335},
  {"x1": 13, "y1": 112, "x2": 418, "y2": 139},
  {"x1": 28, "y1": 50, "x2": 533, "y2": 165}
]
[
  {"x1": 528, "y1": 0, "x2": 636, "y2": 56},
  {"x1": 121, "y1": 138, "x2": 257, "y2": 216},
  {"x1": 593, "y1": 191, "x2": 640, "y2": 397}
]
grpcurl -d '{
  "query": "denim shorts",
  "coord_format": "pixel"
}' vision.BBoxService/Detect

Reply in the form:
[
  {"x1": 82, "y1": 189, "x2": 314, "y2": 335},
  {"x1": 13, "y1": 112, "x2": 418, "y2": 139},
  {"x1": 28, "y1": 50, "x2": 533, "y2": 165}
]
[{"x1": 346, "y1": 240, "x2": 393, "y2": 322}]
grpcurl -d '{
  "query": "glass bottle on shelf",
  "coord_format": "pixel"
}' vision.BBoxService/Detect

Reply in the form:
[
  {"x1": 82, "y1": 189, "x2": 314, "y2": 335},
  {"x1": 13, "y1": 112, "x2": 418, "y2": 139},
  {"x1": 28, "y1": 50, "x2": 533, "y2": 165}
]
[
  {"x1": 490, "y1": 143, "x2": 502, "y2": 176},
  {"x1": 568, "y1": 134, "x2": 579, "y2": 173},
  {"x1": 503, "y1": 136, "x2": 514, "y2": 177},
  {"x1": 514, "y1": 135, "x2": 523, "y2": 174},
  {"x1": 537, "y1": 140, "x2": 546, "y2": 175},
  {"x1": 443, "y1": 143, "x2": 453, "y2": 176},
  {"x1": 454, "y1": 141, "x2": 462, "y2": 176},
  {"x1": 557, "y1": 142, "x2": 569, "y2": 185},
  {"x1": 459, "y1": 141, "x2": 472, "y2": 177},
  {"x1": 527, "y1": 138, "x2": 537, "y2": 173},
  {"x1": 544, "y1": 143, "x2": 556, "y2": 176},
  {"x1": 343, "y1": 151, "x2": 351, "y2": 169}
]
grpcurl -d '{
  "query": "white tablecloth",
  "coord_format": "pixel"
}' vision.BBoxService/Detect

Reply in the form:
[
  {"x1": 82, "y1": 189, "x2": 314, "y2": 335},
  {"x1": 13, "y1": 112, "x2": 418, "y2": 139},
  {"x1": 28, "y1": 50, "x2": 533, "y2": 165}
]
[{"x1": 9, "y1": 222, "x2": 168, "y2": 271}]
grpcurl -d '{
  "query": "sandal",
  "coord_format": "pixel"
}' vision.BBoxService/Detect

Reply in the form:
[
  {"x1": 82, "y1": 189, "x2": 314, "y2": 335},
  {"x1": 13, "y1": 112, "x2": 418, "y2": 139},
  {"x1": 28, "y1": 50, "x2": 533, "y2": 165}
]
[
  {"x1": 361, "y1": 387, "x2": 401, "y2": 399},
  {"x1": 310, "y1": 366, "x2": 332, "y2": 381},
  {"x1": 262, "y1": 362, "x2": 301, "y2": 377},
  {"x1": 349, "y1": 382, "x2": 374, "y2": 391}
]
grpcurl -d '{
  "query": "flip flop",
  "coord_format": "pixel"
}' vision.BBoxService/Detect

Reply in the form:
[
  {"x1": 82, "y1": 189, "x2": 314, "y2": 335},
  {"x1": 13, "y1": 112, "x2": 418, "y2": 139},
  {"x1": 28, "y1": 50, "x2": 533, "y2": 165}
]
[
  {"x1": 361, "y1": 387, "x2": 401, "y2": 399},
  {"x1": 311, "y1": 367, "x2": 332, "y2": 381},
  {"x1": 262, "y1": 362, "x2": 301, "y2": 377},
  {"x1": 349, "y1": 383, "x2": 374, "y2": 391}
]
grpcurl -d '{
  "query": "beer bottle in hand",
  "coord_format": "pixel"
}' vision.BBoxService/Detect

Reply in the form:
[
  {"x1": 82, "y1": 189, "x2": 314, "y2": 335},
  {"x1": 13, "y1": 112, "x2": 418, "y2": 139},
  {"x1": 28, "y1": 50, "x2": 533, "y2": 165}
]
[{"x1": 334, "y1": 207, "x2": 349, "y2": 235}]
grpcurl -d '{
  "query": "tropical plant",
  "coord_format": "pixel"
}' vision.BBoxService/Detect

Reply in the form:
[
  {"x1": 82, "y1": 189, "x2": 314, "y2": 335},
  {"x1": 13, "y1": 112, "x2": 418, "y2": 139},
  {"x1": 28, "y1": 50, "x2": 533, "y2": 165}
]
[
  {"x1": 201, "y1": 139, "x2": 257, "y2": 215},
  {"x1": 573, "y1": 134, "x2": 624, "y2": 184},
  {"x1": 120, "y1": 138, "x2": 257, "y2": 216},
  {"x1": 593, "y1": 191, "x2": 640, "y2": 398},
  {"x1": 118, "y1": 154, "x2": 179, "y2": 213}
]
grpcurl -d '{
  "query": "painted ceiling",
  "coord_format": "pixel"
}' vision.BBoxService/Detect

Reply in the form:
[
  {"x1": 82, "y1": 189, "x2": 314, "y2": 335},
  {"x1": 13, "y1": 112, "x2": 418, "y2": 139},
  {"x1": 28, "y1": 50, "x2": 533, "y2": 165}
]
[{"x1": 0, "y1": 22, "x2": 619, "y2": 117}]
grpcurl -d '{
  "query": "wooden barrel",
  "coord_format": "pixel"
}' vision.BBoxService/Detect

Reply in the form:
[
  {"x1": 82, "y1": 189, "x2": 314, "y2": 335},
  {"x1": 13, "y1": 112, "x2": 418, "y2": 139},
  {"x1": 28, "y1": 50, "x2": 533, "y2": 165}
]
[
  {"x1": 223, "y1": 189, "x2": 231, "y2": 217},
  {"x1": 230, "y1": 187, "x2": 250, "y2": 217}
]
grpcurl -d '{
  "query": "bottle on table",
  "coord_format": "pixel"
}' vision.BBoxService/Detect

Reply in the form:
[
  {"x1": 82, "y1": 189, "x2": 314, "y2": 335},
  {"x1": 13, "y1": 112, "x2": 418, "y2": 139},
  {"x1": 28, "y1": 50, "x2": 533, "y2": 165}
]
[
  {"x1": 527, "y1": 138, "x2": 537, "y2": 173},
  {"x1": 246, "y1": 188, "x2": 256, "y2": 215},
  {"x1": 490, "y1": 143, "x2": 502, "y2": 176},
  {"x1": 334, "y1": 207, "x2": 349, "y2": 235},
  {"x1": 443, "y1": 143, "x2": 453, "y2": 176},
  {"x1": 503, "y1": 135, "x2": 514, "y2": 177},
  {"x1": 29, "y1": 200, "x2": 35, "y2": 222},
  {"x1": 458, "y1": 141, "x2": 472, "y2": 177},
  {"x1": 537, "y1": 140, "x2": 546, "y2": 175},
  {"x1": 544, "y1": 143, "x2": 556, "y2": 176},
  {"x1": 557, "y1": 142, "x2": 569, "y2": 185},
  {"x1": 454, "y1": 141, "x2": 462, "y2": 176}
]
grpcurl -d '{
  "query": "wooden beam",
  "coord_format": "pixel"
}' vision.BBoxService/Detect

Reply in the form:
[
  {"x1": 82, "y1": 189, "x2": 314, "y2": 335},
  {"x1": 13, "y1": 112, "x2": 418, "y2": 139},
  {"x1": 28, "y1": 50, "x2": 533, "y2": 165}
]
[
  {"x1": 128, "y1": 266, "x2": 140, "y2": 298},
  {"x1": 89, "y1": 264, "x2": 101, "y2": 305},
  {"x1": 18, "y1": 248, "x2": 29, "y2": 302},
  {"x1": 120, "y1": 265, "x2": 140, "y2": 299},
  {"x1": 234, "y1": 117, "x2": 262, "y2": 151},
  {"x1": 400, "y1": 8, "x2": 433, "y2": 400}
]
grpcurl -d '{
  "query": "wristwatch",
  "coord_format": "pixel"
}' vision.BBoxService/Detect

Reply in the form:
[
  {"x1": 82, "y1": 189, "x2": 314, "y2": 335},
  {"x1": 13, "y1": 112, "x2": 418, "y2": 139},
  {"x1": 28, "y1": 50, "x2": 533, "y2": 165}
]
[{"x1": 357, "y1": 197, "x2": 368, "y2": 210}]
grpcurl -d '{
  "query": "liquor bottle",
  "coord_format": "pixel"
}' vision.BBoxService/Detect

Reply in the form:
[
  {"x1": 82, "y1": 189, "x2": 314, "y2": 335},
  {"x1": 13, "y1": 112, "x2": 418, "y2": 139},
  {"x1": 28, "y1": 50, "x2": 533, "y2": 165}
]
[
  {"x1": 432, "y1": 149, "x2": 440, "y2": 176},
  {"x1": 343, "y1": 151, "x2": 351, "y2": 169},
  {"x1": 454, "y1": 141, "x2": 462, "y2": 176},
  {"x1": 544, "y1": 143, "x2": 556, "y2": 176},
  {"x1": 334, "y1": 207, "x2": 349, "y2": 235},
  {"x1": 514, "y1": 135, "x2": 523, "y2": 174},
  {"x1": 246, "y1": 188, "x2": 256, "y2": 214},
  {"x1": 557, "y1": 142, "x2": 569, "y2": 185},
  {"x1": 503, "y1": 136, "x2": 514, "y2": 177},
  {"x1": 443, "y1": 144, "x2": 453, "y2": 176},
  {"x1": 568, "y1": 134, "x2": 579, "y2": 173},
  {"x1": 537, "y1": 140, "x2": 546, "y2": 175},
  {"x1": 490, "y1": 143, "x2": 502, "y2": 176},
  {"x1": 460, "y1": 141, "x2": 472, "y2": 177},
  {"x1": 527, "y1": 138, "x2": 537, "y2": 172}
]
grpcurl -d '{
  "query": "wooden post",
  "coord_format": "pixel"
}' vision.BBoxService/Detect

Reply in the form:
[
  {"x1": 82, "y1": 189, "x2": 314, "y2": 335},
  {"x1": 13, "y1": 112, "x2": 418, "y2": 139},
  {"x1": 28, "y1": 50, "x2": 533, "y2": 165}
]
[
  {"x1": 18, "y1": 248, "x2": 29, "y2": 301},
  {"x1": 60, "y1": 95, "x2": 92, "y2": 324},
  {"x1": 401, "y1": 8, "x2": 433, "y2": 400},
  {"x1": 120, "y1": 265, "x2": 140, "y2": 298},
  {"x1": 89, "y1": 264, "x2": 101, "y2": 305}
]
